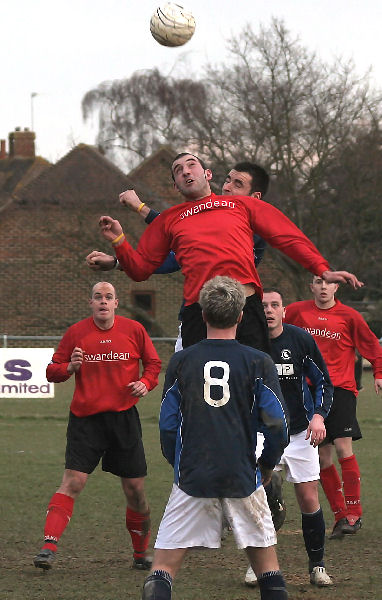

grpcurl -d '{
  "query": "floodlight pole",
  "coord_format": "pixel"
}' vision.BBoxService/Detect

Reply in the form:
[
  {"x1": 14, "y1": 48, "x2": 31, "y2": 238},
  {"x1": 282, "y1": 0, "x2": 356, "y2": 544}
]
[{"x1": 31, "y1": 92, "x2": 38, "y2": 131}]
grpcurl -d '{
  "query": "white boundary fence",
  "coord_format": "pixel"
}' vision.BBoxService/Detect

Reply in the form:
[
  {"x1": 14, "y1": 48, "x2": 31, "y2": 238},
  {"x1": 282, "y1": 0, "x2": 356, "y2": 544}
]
[{"x1": 1, "y1": 335, "x2": 176, "y2": 348}]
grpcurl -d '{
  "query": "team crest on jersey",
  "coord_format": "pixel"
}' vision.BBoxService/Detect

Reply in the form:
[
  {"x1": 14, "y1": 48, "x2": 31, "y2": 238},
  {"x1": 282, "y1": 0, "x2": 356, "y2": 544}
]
[{"x1": 281, "y1": 349, "x2": 291, "y2": 360}]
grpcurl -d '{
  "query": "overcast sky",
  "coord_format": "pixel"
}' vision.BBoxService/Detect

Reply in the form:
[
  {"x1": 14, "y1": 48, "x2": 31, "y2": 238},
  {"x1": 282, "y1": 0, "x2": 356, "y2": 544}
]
[{"x1": 2, "y1": 0, "x2": 381, "y2": 163}]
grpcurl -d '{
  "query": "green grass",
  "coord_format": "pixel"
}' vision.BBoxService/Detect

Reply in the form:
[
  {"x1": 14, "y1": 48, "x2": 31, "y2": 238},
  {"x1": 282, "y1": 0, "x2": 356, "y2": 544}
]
[{"x1": 1, "y1": 372, "x2": 381, "y2": 599}]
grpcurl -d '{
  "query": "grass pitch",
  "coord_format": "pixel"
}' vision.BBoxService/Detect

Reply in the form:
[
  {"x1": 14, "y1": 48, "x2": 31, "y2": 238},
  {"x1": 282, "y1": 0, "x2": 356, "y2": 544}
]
[{"x1": 0, "y1": 371, "x2": 381, "y2": 599}]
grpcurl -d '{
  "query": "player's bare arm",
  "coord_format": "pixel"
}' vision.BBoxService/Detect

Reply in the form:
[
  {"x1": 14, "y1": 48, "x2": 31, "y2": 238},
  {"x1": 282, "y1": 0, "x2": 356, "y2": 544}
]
[
  {"x1": 119, "y1": 189, "x2": 150, "y2": 220},
  {"x1": 98, "y1": 216, "x2": 125, "y2": 244},
  {"x1": 86, "y1": 251, "x2": 116, "y2": 271},
  {"x1": 127, "y1": 381, "x2": 148, "y2": 398},
  {"x1": 321, "y1": 270, "x2": 364, "y2": 289},
  {"x1": 374, "y1": 378, "x2": 382, "y2": 395},
  {"x1": 67, "y1": 347, "x2": 83, "y2": 374},
  {"x1": 305, "y1": 414, "x2": 326, "y2": 447}
]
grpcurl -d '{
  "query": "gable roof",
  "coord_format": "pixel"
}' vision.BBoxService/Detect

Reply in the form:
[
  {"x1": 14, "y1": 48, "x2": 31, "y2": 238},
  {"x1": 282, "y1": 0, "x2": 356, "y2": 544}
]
[
  {"x1": 16, "y1": 144, "x2": 134, "y2": 207},
  {"x1": 0, "y1": 155, "x2": 50, "y2": 211}
]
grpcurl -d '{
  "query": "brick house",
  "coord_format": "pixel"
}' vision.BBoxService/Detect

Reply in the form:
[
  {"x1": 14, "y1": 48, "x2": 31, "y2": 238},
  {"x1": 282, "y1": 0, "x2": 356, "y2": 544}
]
[{"x1": 0, "y1": 132, "x2": 184, "y2": 364}]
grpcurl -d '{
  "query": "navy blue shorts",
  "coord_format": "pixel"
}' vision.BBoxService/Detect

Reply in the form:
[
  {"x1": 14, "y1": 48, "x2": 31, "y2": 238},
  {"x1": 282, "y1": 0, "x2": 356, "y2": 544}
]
[
  {"x1": 322, "y1": 387, "x2": 362, "y2": 444},
  {"x1": 65, "y1": 407, "x2": 147, "y2": 478}
]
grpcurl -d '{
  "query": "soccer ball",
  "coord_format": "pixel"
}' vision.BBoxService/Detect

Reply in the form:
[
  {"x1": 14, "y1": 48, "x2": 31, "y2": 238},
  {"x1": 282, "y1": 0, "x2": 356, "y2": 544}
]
[{"x1": 150, "y1": 3, "x2": 196, "y2": 47}]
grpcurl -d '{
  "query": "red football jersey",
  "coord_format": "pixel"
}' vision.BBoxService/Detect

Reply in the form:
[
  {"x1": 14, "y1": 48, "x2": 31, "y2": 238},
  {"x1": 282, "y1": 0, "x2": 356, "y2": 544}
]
[
  {"x1": 46, "y1": 316, "x2": 161, "y2": 416},
  {"x1": 285, "y1": 299, "x2": 382, "y2": 393},
  {"x1": 116, "y1": 193, "x2": 329, "y2": 305}
]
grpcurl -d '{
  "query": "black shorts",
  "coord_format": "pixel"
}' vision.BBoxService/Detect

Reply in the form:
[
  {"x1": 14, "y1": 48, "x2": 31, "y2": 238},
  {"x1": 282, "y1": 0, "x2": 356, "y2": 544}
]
[
  {"x1": 322, "y1": 387, "x2": 362, "y2": 444},
  {"x1": 181, "y1": 293, "x2": 271, "y2": 353},
  {"x1": 65, "y1": 407, "x2": 147, "y2": 478}
]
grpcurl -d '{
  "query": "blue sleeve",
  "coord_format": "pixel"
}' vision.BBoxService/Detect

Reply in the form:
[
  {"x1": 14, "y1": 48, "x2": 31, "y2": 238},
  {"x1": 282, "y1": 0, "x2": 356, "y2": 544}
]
[
  {"x1": 303, "y1": 339, "x2": 333, "y2": 420},
  {"x1": 143, "y1": 209, "x2": 181, "y2": 273},
  {"x1": 254, "y1": 356, "x2": 289, "y2": 469},
  {"x1": 154, "y1": 250, "x2": 181, "y2": 274},
  {"x1": 160, "y1": 360, "x2": 182, "y2": 466},
  {"x1": 253, "y1": 234, "x2": 267, "y2": 267},
  {"x1": 145, "y1": 209, "x2": 160, "y2": 224}
]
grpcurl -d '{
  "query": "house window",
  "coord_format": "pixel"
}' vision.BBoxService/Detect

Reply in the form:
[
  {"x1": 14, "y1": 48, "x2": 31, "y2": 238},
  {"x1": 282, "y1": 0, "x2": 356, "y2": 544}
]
[{"x1": 131, "y1": 291, "x2": 155, "y2": 317}]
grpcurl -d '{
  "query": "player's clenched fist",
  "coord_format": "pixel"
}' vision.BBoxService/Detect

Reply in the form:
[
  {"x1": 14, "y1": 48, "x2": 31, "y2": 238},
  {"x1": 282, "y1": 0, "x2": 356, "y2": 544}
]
[
  {"x1": 127, "y1": 380, "x2": 148, "y2": 398},
  {"x1": 98, "y1": 216, "x2": 124, "y2": 243},
  {"x1": 86, "y1": 251, "x2": 116, "y2": 271},
  {"x1": 119, "y1": 189, "x2": 140, "y2": 209},
  {"x1": 67, "y1": 347, "x2": 84, "y2": 374}
]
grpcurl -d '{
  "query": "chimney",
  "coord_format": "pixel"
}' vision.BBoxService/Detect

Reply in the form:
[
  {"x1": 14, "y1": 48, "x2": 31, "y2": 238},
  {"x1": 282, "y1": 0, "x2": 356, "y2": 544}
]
[
  {"x1": 9, "y1": 127, "x2": 35, "y2": 159},
  {"x1": 0, "y1": 139, "x2": 6, "y2": 159}
]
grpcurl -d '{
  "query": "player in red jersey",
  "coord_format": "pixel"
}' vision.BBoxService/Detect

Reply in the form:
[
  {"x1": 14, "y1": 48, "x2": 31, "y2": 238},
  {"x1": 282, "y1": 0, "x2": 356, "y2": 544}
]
[
  {"x1": 87, "y1": 160, "x2": 270, "y2": 351},
  {"x1": 33, "y1": 282, "x2": 161, "y2": 570},
  {"x1": 87, "y1": 153, "x2": 362, "y2": 353},
  {"x1": 285, "y1": 276, "x2": 382, "y2": 538}
]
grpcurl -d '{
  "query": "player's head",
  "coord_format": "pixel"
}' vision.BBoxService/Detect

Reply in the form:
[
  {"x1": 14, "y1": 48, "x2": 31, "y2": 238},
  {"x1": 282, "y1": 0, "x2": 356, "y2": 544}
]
[
  {"x1": 199, "y1": 276, "x2": 246, "y2": 329},
  {"x1": 310, "y1": 275, "x2": 338, "y2": 308},
  {"x1": 222, "y1": 162, "x2": 269, "y2": 198},
  {"x1": 262, "y1": 288, "x2": 285, "y2": 338},
  {"x1": 90, "y1": 281, "x2": 118, "y2": 328},
  {"x1": 171, "y1": 152, "x2": 212, "y2": 200}
]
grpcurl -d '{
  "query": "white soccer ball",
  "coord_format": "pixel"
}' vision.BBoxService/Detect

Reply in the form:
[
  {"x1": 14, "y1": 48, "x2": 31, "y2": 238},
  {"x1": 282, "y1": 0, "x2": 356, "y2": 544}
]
[{"x1": 150, "y1": 3, "x2": 196, "y2": 47}]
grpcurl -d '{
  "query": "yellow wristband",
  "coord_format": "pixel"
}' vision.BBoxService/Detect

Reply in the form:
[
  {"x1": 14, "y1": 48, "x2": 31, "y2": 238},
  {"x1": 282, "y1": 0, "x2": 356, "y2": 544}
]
[
  {"x1": 137, "y1": 202, "x2": 146, "y2": 213},
  {"x1": 111, "y1": 232, "x2": 125, "y2": 245}
]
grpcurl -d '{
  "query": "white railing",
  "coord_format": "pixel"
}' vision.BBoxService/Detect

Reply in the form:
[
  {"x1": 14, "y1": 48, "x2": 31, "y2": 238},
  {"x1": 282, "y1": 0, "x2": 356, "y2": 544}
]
[{"x1": 1, "y1": 334, "x2": 176, "y2": 348}]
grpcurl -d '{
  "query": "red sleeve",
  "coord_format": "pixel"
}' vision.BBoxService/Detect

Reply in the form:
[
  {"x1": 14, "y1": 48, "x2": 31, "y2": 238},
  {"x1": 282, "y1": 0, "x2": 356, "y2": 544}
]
[
  {"x1": 284, "y1": 303, "x2": 300, "y2": 325},
  {"x1": 245, "y1": 198, "x2": 330, "y2": 276},
  {"x1": 46, "y1": 327, "x2": 74, "y2": 382},
  {"x1": 115, "y1": 215, "x2": 172, "y2": 281},
  {"x1": 136, "y1": 326, "x2": 162, "y2": 391},
  {"x1": 350, "y1": 311, "x2": 382, "y2": 379}
]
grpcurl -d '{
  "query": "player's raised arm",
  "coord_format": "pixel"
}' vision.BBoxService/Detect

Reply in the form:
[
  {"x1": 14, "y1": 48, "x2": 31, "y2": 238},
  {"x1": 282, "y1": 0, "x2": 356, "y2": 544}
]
[
  {"x1": 99, "y1": 216, "x2": 124, "y2": 243},
  {"x1": 98, "y1": 213, "x2": 173, "y2": 282},
  {"x1": 245, "y1": 197, "x2": 363, "y2": 290},
  {"x1": 119, "y1": 189, "x2": 151, "y2": 220},
  {"x1": 321, "y1": 270, "x2": 364, "y2": 290},
  {"x1": 86, "y1": 251, "x2": 117, "y2": 271}
]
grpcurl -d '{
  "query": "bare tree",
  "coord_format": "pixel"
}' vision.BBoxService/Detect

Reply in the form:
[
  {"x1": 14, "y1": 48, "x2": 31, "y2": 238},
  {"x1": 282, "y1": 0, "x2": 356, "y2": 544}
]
[
  {"x1": 82, "y1": 19, "x2": 382, "y2": 294},
  {"x1": 82, "y1": 68, "x2": 209, "y2": 171}
]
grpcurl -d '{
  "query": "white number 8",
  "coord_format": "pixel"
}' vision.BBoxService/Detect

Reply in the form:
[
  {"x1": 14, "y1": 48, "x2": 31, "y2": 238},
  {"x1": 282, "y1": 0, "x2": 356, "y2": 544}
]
[{"x1": 203, "y1": 361, "x2": 230, "y2": 407}]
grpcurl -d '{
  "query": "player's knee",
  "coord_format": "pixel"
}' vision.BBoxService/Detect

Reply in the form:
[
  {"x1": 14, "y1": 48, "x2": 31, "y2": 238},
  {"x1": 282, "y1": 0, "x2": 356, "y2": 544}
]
[
  {"x1": 142, "y1": 572, "x2": 172, "y2": 600},
  {"x1": 59, "y1": 471, "x2": 87, "y2": 498},
  {"x1": 124, "y1": 478, "x2": 148, "y2": 511}
]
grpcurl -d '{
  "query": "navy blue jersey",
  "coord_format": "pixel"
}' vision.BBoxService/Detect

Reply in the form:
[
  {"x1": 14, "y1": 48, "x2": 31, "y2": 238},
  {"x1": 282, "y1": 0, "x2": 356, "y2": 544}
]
[
  {"x1": 269, "y1": 324, "x2": 333, "y2": 435},
  {"x1": 160, "y1": 339, "x2": 289, "y2": 498}
]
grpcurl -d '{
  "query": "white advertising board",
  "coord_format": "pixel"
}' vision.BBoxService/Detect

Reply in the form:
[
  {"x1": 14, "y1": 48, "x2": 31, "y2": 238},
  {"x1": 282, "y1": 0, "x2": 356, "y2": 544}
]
[{"x1": 0, "y1": 348, "x2": 54, "y2": 398}]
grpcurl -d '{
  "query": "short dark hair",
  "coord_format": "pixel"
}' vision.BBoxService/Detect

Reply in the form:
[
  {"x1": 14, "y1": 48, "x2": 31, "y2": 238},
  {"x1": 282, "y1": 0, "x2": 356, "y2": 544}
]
[
  {"x1": 233, "y1": 162, "x2": 269, "y2": 197},
  {"x1": 171, "y1": 152, "x2": 207, "y2": 180},
  {"x1": 199, "y1": 276, "x2": 246, "y2": 329},
  {"x1": 262, "y1": 288, "x2": 284, "y2": 304}
]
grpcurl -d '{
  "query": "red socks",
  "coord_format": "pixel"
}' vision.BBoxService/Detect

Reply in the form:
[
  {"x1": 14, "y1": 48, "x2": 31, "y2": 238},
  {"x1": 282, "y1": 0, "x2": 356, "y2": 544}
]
[
  {"x1": 340, "y1": 454, "x2": 362, "y2": 523},
  {"x1": 125, "y1": 506, "x2": 151, "y2": 559},
  {"x1": 42, "y1": 492, "x2": 74, "y2": 552},
  {"x1": 320, "y1": 456, "x2": 362, "y2": 524},
  {"x1": 320, "y1": 464, "x2": 347, "y2": 522}
]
